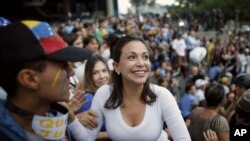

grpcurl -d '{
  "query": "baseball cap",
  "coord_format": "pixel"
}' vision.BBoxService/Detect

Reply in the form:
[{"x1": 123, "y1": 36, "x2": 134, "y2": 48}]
[
  {"x1": 195, "y1": 79, "x2": 208, "y2": 88},
  {"x1": 0, "y1": 20, "x2": 92, "y2": 67},
  {"x1": 235, "y1": 73, "x2": 250, "y2": 89}
]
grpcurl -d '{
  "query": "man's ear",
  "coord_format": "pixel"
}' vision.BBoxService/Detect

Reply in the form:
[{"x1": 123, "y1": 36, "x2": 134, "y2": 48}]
[
  {"x1": 17, "y1": 69, "x2": 39, "y2": 90},
  {"x1": 113, "y1": 62, "x2": 120, "y2": 75}
]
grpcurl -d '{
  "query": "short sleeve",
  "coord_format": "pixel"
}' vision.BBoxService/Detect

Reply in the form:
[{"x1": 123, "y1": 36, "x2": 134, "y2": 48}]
[{"x1": 214, "y1": 116, "x2": 230, "y2": 133}]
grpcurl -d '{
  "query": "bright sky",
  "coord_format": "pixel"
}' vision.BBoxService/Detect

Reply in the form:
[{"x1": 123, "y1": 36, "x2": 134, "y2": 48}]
[
  {"x1": 118, "y1": 0, "x2": 131, "y2": 14},
  {"x1": 118, "y1": 0, "x2": 175, "y2": 14},
  {"x1": 156, "y1": 0, "x2": 175, "y2": 5}
]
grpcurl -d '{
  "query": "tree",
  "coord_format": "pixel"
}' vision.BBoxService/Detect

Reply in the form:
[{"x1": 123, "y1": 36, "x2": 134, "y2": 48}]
[
  {"x1": 129, "y1": 0, "x2": 156, "y2": 21},
  {"x1": 189, "y1": 0, "x2": 250, "y2": 22}
]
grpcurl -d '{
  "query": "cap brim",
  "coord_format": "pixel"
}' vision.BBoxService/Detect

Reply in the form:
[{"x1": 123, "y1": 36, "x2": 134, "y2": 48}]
[{"x1": 47, "y1": 46, "x2": 92, "y2": 62}]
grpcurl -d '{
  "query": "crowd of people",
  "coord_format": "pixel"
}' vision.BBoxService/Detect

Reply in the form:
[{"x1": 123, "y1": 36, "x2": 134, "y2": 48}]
[{"x1": 0, "y1": 12, "x2": 250, "y2": 141}]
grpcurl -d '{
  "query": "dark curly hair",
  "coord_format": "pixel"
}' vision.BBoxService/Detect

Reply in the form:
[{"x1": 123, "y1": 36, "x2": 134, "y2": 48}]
[{"x1": 205, "y1": 83, "x2": 225, "y2": 107}]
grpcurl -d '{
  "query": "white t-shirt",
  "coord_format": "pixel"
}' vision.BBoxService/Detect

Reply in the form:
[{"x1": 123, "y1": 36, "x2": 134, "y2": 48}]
[
  {"x1": 195, "y1": 89, "x2": 205, "y2": 102},
  {"x1": 73, "y1": 61, "x2": 86, "y2": 80},
  {"x1": 69, "y1": 84, "x2": 191, "y2": 141},
  {"x1": 172, "y1": 38, "x2": 187, "y2": 57}
]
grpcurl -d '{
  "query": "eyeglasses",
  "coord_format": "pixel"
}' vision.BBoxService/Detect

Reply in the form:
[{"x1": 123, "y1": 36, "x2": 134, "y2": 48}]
[{"x1": 108, "y1": 34, "x2": 128, "y2": 47}]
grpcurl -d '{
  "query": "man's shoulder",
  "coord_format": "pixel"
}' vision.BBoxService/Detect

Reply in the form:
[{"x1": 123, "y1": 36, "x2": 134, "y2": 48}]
[{"x1": 0, "y1": 100, "x2": 27, "y2": 141}]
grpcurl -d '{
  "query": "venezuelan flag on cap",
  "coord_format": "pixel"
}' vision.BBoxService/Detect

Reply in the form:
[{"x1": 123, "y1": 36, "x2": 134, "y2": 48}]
[
  {"x1": 22, "y1": 20, "x2": 67, "y2": 54},
  {"x1": 0, "y1": 20, "x2": 92, "y2": 67}
]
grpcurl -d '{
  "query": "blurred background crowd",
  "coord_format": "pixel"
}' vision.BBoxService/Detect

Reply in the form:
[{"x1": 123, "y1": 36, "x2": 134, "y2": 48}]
[{"x1": 1, "y1": 0, "x2": 250, "y2": 140}]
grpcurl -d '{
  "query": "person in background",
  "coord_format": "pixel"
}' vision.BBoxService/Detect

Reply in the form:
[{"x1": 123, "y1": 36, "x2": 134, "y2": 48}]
[
  {"x1": 76, "y1": 54, "x2": 111, "y2": 140},
  {"x1": 179, "y1": 82, "x2": 198, "y2": 121},
  {"x1": 69, "y1": 35, "x2": 191, "y2": 140},
  {"x1": 62, "y1": 33, "x2": 83, "y2": 48},
  {"x1": 99, "y1": 38, "x2": 111, "y2": 61},
  {"x1": 228, "y1": 89, "x2": 250, "y2": 126},
  {"x1": 91, "y1": 20, "x2": 103, "y2": 46},
  {"x1": 195, "y1": 79, "x2": 208, "y2": 106},
  {"x1": 99, "y1": 18, "x2": 109, "y2": 39},
  {"x1": 187, "y1": 83, "x2": 229, "y2": 141},
  {"x1": 182, "y1": 64, "x2": 200, "y2": 96},
  {"x1": 61, "y1": 32, "x2": 84, "y2": 99},
  {"x1": 208, "y1": 62, "x2": 224, "y2": 82},
  {"x1": 74, "y1": 35, "x2": 99, "y2": 80},
  {"x1": 223, "y1": 73, "x2": 250, "y2": 119},
  {"x1": 171, "y1": 33, "x2": 187, "y2": 69},
  {"x1": 77, "y1": 54, "x2": 110, "y2": 112},
  {"x1": 83, "y1": 35, "x2": 99, "y2": 54},
  {"x1": 157, "y1": 77, "x2": 169, "y2": 89},
  {"x1": 0, "y1": 20, "x2": 92, "y2": 140}
]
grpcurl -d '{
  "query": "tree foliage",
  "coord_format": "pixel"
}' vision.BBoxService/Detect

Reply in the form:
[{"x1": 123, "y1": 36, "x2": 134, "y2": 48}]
[
  {"x1": 130, "y1": 0, "x2": 147, "y2": 6},
  {"x1": 189, "y1": 0, "x2": 250, "y2": 22},
  {"x1": 130, "y1": 0, "x2": 156, "y2": 6}
]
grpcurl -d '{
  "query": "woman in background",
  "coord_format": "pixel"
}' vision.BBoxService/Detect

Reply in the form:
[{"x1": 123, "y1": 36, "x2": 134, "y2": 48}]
[
  {"x1": 78, "y1": 54, "x2": 110, "y2": 113},
  {"x1": 77, "y1": 54, "x2": 111, "y2": 140}
]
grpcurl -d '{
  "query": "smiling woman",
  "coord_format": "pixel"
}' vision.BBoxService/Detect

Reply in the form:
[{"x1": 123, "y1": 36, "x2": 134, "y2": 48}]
[
  {"x1": 76, "y1": 54, "x2": 111, "y2": 140},
  {"x1": 69, "y1": 35, "x2": 191, "y2": 141},
  {"x1": 82, "y1": 54, "x2": 111, "y2": 94},
  {"x1": 76, "y1": 54, "x2": 111, "y2": 113}
]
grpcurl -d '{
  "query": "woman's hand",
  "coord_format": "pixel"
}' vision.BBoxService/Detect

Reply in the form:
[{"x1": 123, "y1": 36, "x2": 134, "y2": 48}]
[
  {"x1": 203, "y1": 129, "x2": 218, "y2": 141},
  {"x1": 77, "y1": 109, "x2": 98, "y2": 130},
  {"x1": 57, "y1": 102, "x2": 76, "y2": 124},
  {"x1": 67, "y1": 90, "x2": 87, "y2": 113}
]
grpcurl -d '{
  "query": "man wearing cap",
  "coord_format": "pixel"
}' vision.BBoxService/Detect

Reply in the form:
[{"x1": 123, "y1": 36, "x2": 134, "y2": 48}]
[
  {"x1": 226, "y1": 73, "x2": 250, "y2": 125},
  {"x1": 235, "y1": 89, "x2": 250, "y2": 125},
  {"x1": 0, "y1": 20, "x2": 92, "y2": 140},
  {"x1": 229, "y1": 89, "x2": 250, "y2": 126},
  {"x1": 223, "y1": 73, "x2": 250, "y2": 119}
]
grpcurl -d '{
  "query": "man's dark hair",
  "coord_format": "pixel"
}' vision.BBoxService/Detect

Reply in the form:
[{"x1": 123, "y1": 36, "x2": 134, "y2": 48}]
[
  {"x1": 235, "y1": 73, "x2": 250, "y2": 89},
  {"x1": 0, "y1": 60, "x2": 46, "y2": 99},
  {"x1": 205, "y1": 83, "x2": 225, "y2": 107}
]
